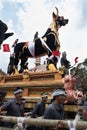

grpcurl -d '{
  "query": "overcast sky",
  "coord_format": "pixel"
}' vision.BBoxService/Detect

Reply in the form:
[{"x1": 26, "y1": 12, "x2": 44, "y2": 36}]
[{"x1": 0, "y1": 0, "x2": 87, "y2": 73}]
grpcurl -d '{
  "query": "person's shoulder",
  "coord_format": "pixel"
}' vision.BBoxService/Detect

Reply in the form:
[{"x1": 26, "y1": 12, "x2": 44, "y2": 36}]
[
  {"x1": 36, "y1": 101, "x2": 41, "y2": 106},
  {"x1": 1, "y1": 99, "x2": 14, "y2": 108},
  {"x1": 7, "y1": 99, "x2": 14, "y2": 104},
  {"x1": 44, "y1": 103, "x2": 55, "y2": 114},
  {"x1": 47, "y1": 103, "x2": 54, "y2": 109}
]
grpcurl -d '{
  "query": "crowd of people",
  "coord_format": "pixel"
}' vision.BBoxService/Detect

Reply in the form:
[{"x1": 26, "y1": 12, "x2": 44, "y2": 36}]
[{"x1": 0, "y1": 87, "x2": 87, "y2": 130}]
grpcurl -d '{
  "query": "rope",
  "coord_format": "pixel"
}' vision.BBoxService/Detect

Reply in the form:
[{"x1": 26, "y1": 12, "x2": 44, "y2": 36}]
[
  {"x1": 17, "y1": 117, "x2": 25, "y2": 130},
  {"x1": 67, "y1": 120, "x2": 76, "y2": 130}
]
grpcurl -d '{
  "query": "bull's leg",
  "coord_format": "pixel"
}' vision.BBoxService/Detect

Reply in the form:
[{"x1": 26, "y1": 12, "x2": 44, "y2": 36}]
[
  {"x1": 13, "y1": 42, "x2": 26, "y2": 74},
  {"x1": 14, "y1": 56, "x2": 19, "y2": 69},
  {"x1": 7, "y1": 65, "x2": 13, "y2": 75},
  {"x1": 13, "y1": 53, "x2": 20, "y2": 75},
  {"x1": 19, "y1": 57, "x2": 28, "y2": 73}
]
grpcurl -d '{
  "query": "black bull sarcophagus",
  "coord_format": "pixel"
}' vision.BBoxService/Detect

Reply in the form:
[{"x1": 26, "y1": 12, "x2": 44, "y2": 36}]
[{"x1": 7, "y1": 7, "x2": 69, "y2": 74}]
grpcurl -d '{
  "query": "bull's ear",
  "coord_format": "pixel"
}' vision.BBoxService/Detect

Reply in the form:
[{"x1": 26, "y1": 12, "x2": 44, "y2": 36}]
[{"x1": 52, "y1": 12, "x2": 57, "y2": 19}]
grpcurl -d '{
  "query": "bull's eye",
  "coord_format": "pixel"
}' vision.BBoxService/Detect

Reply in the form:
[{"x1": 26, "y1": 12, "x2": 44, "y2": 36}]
[{"x1": 57, "y1": 17, "x2": 60, "y2": 21}]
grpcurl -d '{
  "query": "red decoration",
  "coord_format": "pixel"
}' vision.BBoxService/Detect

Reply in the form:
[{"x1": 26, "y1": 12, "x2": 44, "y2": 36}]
[
  {"x1": 3, "y1": 44, "x2": 10, "y2": 52},
  {"x1": 52, "y1": 51, "x2": 61, "y2": 56},
  {"x1": 74, "y1": 57, "x2": 79, "y2": 63}
]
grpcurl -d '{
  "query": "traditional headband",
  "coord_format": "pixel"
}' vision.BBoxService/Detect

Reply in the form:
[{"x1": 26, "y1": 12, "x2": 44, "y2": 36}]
[
  {"x1": 41, "y1": 94, "x2": 48, "y2": 98},
  {"x1": 52, "y1": 89, "x2": 66, "y2": 97},
  {"x1": 14, "y1": 89, "x2": 23, "y2": 95}
]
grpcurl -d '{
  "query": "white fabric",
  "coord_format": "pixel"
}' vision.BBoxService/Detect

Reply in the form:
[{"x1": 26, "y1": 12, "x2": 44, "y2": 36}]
[
  {"x1": 17, "y1": 117, "x2": 25, "y2": 130},
  {"x1": 40, "y1": 37, "x2": 52, "y2": 53},
  {"x1": 41, "y1": 94, "x2": 48, "y2": 98},
  {"x1": 17, "y1": 123, "x2": 23, "y2": 130},
  {"x1": 17, "y1": 117, "x2": 25, "y2": 124},
  {"x1": 67, "y1": 120, "x2": 76, "y2": 130},
  {"x1": 48, "y1": 55, "x2": 54, "y2": 60},
  {"x1": 28, "y1": 41, "x2": 35, "y2": 57},
  {"x1": 14, "y1": 89, "x2": 23, "y2": 94},
  {"x1": 52, "y1": 90, "x2": 66, "y2": 97}
]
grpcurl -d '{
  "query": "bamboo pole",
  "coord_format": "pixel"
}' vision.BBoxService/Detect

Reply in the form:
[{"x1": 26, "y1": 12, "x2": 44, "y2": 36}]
[
  {"x1": 0, "y1": 127, "x2": 13, "y2": 130},
  {"x1": 0, "y1": 116, "x2": 87, "y2": 130}
]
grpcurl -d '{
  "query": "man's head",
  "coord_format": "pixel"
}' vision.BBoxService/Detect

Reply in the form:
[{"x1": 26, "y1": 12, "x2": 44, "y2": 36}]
[
  {"x1": 62, "y1": 51, "x2": 67, "y2": 57},
  {"x1": 41, "y1": 93, "x2": 48, "y2": 102},
  {"x1": 52, "y1": 88, "x2": 66, "y2": 104},
  {"x1": 14, "y1": 87, "x2": 24, "y2": 100}
]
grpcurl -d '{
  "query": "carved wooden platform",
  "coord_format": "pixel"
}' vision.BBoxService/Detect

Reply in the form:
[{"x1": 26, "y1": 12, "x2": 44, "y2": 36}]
[
  {"x1": 0, "y1": 70, "x2": 63, "y2": 98},
  {"x1": 0, "y1": 71, "x2": 81, "y2": 114}
]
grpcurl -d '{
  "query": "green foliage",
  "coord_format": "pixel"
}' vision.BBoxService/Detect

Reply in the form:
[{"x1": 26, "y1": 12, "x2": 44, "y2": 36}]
[{"x1": 71, "y1": 58, "x2": 87, "y2": 92}]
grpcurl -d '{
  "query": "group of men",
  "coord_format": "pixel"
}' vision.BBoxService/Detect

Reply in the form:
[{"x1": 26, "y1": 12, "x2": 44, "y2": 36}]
[
  {"x1": 0, "y1": 87, "x2": 87, "y2": 130},
  {"x1": 26, "y1": 88, "x2": 67, "y2": 130},
  {"x1": 0, "y1": 87, "x2": 67, "y2": 130}
]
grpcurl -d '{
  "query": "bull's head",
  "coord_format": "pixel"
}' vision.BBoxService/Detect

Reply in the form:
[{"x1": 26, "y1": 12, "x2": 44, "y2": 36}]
[
  {"x1": 52, "y1": 7, "x2": 69, "y2": 31},
  {"x1": 49, "y1": 7, "x2": 69, "y2": 51}
]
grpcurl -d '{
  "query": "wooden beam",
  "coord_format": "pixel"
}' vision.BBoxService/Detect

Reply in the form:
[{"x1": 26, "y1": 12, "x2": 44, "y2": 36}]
[
  {"x1": 0, "y1": 80, "x2": 63, "y2": 88},
  {"x1": 0, "y1": 116, "x2": 87, "y2": 130}
]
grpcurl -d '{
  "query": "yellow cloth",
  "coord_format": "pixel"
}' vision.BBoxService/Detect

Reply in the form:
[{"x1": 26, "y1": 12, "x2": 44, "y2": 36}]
[
  {"x1": 48, "y1": 64, "x2": 56, "y2": 71},
  {"x1": 14, "y1": 68, "x2": 19, "y2": 75}
]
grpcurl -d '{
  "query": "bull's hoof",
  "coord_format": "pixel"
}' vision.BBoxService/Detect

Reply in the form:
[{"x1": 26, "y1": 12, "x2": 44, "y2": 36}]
[{"x1": 19, "y1": 69, "x2": 23, "y2": 73}]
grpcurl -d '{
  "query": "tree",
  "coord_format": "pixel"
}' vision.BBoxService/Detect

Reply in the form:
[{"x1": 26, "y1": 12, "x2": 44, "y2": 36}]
[{"x1": 71, "y1": 58, "x2": 87, "y2": 93}]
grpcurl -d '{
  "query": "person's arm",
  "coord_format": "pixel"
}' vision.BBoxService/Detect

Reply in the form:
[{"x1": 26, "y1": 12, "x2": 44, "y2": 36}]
[
  {"x1": 31, "y1": 103, "x2": 40, "y2": 118},
  {"x1": 0, "y1": 100, "x2": 11, "y2": 113}
]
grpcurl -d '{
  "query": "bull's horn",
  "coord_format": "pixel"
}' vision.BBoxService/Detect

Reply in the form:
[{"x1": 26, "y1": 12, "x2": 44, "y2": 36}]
[{"x1": 55, "y1": 7, "x2": 59, "y2": 16}]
